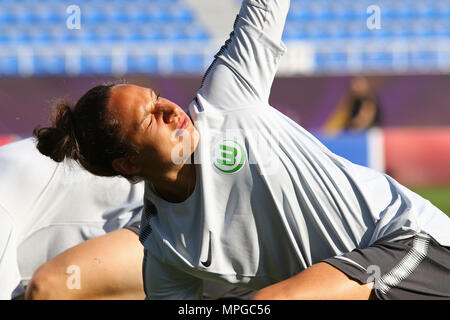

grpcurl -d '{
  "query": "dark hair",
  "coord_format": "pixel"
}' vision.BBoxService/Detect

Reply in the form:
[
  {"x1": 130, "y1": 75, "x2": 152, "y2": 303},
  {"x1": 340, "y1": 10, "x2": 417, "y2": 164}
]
[
  {"x1": 33, "y1": 84, "x2": 139, "y2": 181},
  {"x1": 349, "y1": 96, "x2": 382, "y2": 128}
]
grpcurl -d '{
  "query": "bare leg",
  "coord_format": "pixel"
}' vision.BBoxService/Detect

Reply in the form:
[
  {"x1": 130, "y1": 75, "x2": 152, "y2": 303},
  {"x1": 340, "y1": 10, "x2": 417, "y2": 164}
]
[
  {"x1": 25, "y1": 229, "x2": 145, "y2": 300},
  {"x1": 252, "y1": 262, "x2": 375, "y2": 300}
]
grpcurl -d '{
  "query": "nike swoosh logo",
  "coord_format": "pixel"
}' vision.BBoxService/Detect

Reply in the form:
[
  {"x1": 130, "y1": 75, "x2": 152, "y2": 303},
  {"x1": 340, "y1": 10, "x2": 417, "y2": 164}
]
[{"x1": 201, "y1": 231, "x2": 212, "y2": 267}]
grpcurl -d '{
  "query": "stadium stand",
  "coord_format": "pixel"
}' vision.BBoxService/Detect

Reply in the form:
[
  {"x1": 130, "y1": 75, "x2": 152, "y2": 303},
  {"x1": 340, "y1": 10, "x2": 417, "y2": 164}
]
[
  {"x1": 0, "y1": 0, "x2": 211, "y2": 75},
  {"x1": 0, "y1": 0, "x2": 449, "y2": 75},
  {"x1": 280, "y1": 0, "x2": 450, "y2": 73}
]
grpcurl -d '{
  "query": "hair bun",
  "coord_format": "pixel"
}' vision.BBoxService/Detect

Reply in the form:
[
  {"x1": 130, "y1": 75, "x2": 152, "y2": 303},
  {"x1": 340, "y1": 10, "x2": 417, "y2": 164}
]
[{"x1": 33, "y1": 101, "x2": 80, "y2": 163}]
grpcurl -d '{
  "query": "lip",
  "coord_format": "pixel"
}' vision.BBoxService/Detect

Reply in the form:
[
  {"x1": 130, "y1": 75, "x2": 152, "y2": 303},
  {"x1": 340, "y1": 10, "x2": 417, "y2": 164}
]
[{"x1": 177, "y1": 115, "x2": 189, "y2": 131}]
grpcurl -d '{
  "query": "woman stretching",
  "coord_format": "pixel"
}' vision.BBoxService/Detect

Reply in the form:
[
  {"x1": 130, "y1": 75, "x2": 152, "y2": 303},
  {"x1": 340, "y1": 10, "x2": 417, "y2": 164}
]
[{"x1": 34, "y1": 0, "x2": 450, "y2": 300}]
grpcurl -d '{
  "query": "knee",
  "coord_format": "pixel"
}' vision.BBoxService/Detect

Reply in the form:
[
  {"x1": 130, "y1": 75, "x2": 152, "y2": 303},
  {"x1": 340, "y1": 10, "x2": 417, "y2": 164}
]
[{"x1": 25, "y1": 264, "x2": 68, "y2": 300}]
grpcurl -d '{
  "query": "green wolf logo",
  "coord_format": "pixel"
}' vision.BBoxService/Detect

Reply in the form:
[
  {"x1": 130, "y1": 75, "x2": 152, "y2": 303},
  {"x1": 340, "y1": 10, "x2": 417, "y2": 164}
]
[{"x1": 213, "y1": 140, "x2": 246, "y2": 174}]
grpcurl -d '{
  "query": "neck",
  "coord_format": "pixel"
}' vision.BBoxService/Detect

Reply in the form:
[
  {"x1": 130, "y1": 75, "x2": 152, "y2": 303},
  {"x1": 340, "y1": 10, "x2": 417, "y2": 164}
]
[{"x1": 150, "y1": 163, "x2": 196, "y2": 203}]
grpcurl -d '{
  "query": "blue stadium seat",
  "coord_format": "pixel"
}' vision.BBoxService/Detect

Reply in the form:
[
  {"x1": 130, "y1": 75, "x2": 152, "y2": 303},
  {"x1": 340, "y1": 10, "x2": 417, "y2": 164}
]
[
  {"x1": 0, "y1": 7, "x2": 15, "y2": 24},
  {"x1": 102, "y1": 6, "x2": 128, "y2": 24},
  {"x1": 4, "y1": 28, "x2": 28, "y2": 43},
  {"x1": 180, "y1": 24, "x2": 209, "y2": 41},
  {"x1": 432, "y1": 19, "x2": 450, "y2": 37},
  {"x1": 131, "y1": 24, "x2": 165, "y2": 42},
  {"x1": 324, "y1": 20, "x2": 348, "y2": 39},
  {"x1": 409, "y1": 50, "x2": 439, "y2": 66},
  {"x1": 0, "y1": 56, "x2": 18, "y2": 75},
  {"x1": 121, "y1": 6, "x2": 147, "y2": 23},
  {"x1": 1, "y1": 0, "x2": 448, "y2": 75},
  {"x1": 63, "y1": 28, "x2": 96, "y2": 43},
  {"x1": 127, "y1": 54, "x2": 158, "y2": 74},
  {"x1": 82, "y1": 5, "x2": 108, "y2": 24},
  {"x1": 28, "y1": 28, "x2": 53, "y2": 44},
  {"x1": 173, "y1": 53, "x2": 205, "y2": 73},
  {"x1": 80, "y1": 54, "x2": 112, "y2": 74},
  {"x1": 363, "y1": 51, "x2": 393, "y2": 70},
  {"x1": 412, "y1": 1, "x2": 434, "y2": 17},
  {"x1": 315, "y1": 51, "x2": 347, "y2": 71},
  {"x1": 30, "y1": 4, "x2": 66, "y2": 24},
  {"x1": 34, "y1": 54, "x2": 65, "y2": 75},
  {"x1": 143, "y1": 5, "x2": 170, "y2": 23}
]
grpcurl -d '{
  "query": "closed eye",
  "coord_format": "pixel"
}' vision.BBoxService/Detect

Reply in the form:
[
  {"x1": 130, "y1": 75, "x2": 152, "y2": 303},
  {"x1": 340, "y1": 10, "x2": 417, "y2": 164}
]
[
  {"x1": 147, "y1": 115, "x2": 153, "y2": 129},
  {"x1": 145, "y1": 93, "x2": 160, "y2": 130},
  {"x1": 140, "y1": 91, "x2": 161, "y2": 132}
]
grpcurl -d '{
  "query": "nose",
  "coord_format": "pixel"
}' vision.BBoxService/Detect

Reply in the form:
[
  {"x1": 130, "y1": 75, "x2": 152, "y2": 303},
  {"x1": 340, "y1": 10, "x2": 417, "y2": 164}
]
[{"x1": 153, "y1": 98, "x2": 180, "y2": 124}]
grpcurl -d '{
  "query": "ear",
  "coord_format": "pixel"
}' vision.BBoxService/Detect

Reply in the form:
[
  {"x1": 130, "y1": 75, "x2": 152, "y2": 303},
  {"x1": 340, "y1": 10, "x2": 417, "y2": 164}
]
[{"x1": 112, "y1": 157, "x2": 141, "y2": 176}]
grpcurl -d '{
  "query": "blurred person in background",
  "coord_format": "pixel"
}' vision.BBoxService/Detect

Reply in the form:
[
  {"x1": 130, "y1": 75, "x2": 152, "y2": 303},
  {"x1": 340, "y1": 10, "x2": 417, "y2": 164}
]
[
  {"x1": 0, "y1": 137, "x2": 145, "y2": 300},
  {"x1": 324, "y1": 76, "x2": 382, "y2": 134}
]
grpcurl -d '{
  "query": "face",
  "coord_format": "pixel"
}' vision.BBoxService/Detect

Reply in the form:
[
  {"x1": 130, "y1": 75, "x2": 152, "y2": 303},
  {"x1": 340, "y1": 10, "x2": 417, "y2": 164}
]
[
  {"x1": 108, "y1": 84, "x2": 199, "y2": 179},
  {"x1": 350, "y1": 77, "x2": 370, "y2": 96}
]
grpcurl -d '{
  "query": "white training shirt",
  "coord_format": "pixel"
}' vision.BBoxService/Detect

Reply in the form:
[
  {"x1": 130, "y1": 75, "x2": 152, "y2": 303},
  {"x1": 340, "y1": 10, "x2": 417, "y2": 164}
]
[
  {"x1": 140, "y1": 0, "x2": 450, "y2": 299},
  {"x1": 0, "y1": 138, "x2": 144, "y2": 299}
]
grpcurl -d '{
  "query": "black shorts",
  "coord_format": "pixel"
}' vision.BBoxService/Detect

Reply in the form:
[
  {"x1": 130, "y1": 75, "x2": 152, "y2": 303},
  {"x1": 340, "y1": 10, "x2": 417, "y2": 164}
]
[
  {"x1": 122, "y1": 205, "x2": 143, "y2": 235},
  {"x1": 323, "y1": 232, "x2": 450, "y2": 300},
  {"x1": 124, "y1": 220, "x2": 140, "y2": 235}
]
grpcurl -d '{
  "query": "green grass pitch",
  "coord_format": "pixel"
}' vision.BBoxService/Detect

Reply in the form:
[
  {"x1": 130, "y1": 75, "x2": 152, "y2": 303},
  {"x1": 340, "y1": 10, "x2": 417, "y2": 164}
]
[{"x1": 410, "y1": 186, "x2": 450, "y2": 217}]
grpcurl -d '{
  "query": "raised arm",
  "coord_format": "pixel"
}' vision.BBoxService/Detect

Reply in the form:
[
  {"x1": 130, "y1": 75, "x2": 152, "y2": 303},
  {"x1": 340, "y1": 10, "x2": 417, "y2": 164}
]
[{"x1": 197, "y1": 0, "x2": 291, "y2": 110}]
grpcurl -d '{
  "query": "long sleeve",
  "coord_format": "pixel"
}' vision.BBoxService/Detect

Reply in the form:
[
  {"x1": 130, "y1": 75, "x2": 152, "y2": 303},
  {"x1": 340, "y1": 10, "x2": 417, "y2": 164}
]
[{"x1": 198, "y1": 0, "x2": 290, "y2": 110}]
